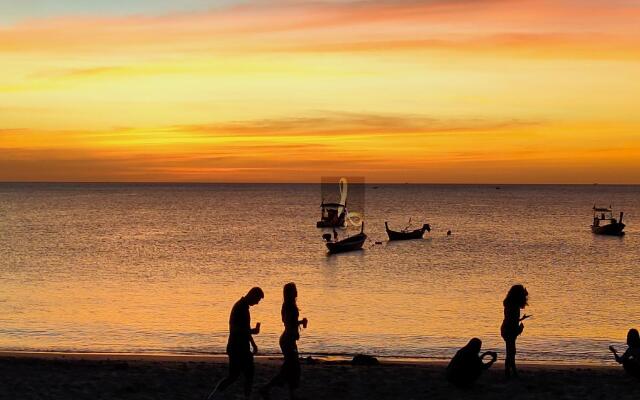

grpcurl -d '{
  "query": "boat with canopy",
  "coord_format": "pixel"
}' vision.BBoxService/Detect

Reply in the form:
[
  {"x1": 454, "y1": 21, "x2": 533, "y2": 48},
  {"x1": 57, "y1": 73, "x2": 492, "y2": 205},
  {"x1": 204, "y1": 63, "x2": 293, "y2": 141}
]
[{"x1": 591, "y1": 206, "x2": 625, "y2": 236}]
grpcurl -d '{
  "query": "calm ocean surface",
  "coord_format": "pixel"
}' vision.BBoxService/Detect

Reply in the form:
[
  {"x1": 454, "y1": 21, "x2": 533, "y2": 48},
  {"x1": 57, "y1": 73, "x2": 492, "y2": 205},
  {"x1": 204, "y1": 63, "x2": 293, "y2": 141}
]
[{"x1": 1, "y1": 183, "x2": 639, "y2": 364}]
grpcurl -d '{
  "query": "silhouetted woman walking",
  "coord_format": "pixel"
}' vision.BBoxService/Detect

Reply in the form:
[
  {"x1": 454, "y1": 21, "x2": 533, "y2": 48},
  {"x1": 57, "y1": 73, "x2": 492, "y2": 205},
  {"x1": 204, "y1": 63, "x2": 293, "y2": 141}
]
[
  {"x1": 260, "y1": 282, "x2": 307, "y2": 399},
  {"x1": 501, "y1": 284, "x2": 530, "y2": 379}
]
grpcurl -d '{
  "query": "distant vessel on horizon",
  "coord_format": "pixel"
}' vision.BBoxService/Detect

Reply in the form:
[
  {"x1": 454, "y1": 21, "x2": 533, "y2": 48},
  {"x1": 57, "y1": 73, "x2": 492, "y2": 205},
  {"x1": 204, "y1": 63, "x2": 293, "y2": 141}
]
[{"x1": 591, "y1": 206, "x2": 625, "y2": 236}]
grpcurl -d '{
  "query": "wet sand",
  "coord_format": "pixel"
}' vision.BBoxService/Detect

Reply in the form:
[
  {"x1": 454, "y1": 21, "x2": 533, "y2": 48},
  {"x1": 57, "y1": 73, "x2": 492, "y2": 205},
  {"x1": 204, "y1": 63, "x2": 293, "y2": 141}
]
[{"x1": 1, "y1": 352, "x2": 639, "y2": 399}]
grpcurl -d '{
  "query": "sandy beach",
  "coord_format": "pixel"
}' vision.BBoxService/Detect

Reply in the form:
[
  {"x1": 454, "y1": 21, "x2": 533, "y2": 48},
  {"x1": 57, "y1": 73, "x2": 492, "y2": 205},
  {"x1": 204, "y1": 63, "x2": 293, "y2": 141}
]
[{"x1": 1, "y1": 352, "x2": 639, "y2": 400}]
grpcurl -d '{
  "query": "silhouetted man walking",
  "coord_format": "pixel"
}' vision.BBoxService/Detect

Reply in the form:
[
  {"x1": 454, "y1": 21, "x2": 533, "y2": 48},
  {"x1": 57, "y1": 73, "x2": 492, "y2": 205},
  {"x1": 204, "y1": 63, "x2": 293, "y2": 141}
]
[{"x1": 208, "y1": 287, "x2": 264, "y2": 400}]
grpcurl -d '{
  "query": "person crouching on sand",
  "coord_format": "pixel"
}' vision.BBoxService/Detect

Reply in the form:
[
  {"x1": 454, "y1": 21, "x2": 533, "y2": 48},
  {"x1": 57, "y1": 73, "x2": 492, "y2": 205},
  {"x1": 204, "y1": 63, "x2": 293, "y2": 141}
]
[
  {"x1": 609, "y1": 328, "x2": 640, "y2": 378},
  {"x1": 208, "y1": 287, "x2": 264, "y2": 400},
  {"x1": 260, "y1": 282, "x2": 308, "y2": 400},
  {"x1": 446, "y1": 337, "x2": 497, "y2": 388},
  {"x1": 501, "y1": 284, "x2": 530, "y2": 379}
]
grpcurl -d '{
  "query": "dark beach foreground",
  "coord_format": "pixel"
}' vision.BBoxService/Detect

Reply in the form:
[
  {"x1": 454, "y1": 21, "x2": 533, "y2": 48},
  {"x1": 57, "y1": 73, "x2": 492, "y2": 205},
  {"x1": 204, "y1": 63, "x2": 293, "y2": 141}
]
[{"x1": 1, "y1": 352, "x2": 639, "y2": 399}]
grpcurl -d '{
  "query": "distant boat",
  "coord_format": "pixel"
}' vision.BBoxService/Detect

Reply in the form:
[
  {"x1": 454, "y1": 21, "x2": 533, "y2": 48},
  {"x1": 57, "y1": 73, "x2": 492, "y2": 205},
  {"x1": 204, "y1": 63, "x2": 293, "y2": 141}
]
[
  {"x1": 385, "y1": 221, "x2": 431, "y2": 240},
  {"x1": 317, "y1": 202, "x2": 346, "y2": 228},
  {"x1": 323, "y1": 224, "x2": 367, "y2": 254},
  {"x1": 591, "y1": 206, "x2": 625, "y2": 236}
]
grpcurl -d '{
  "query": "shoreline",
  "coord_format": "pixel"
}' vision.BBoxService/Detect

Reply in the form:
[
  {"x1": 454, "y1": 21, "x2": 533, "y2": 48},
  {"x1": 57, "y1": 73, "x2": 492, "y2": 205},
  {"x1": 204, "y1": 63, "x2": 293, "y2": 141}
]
[
  {"x1": 2, "y1": 350, "x2": 638, "y2": 399},
  {"x1": 0, "y1": 350, "x2": 617, "y2": 369}
]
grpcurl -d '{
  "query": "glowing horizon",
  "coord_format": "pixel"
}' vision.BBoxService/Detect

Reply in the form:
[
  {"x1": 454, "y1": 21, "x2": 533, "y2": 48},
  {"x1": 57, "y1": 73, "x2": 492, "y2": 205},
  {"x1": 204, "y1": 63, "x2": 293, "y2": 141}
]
[{"x1": 1, "y1": 0, "x2": 639, "y2": 183}]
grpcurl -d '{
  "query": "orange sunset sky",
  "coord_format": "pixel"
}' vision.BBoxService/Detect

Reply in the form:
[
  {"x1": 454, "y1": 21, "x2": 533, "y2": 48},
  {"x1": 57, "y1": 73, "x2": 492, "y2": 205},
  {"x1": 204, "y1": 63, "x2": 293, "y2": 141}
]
[{"x1": 1, "y1": 0, "x2": 639, "y2": 183}]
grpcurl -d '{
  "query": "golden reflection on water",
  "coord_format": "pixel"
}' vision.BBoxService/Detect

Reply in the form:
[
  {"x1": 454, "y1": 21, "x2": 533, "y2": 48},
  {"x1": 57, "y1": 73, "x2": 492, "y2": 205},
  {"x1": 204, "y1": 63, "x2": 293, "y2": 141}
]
[{"x1": 0, "y1": 184, "x2": 638, "y2": 363}]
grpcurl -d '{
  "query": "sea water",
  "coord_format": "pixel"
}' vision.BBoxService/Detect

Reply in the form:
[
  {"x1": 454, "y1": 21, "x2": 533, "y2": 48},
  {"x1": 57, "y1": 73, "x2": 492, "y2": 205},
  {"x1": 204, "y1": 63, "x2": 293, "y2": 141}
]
[{"x1": 1, "y1": 183, "x2": 638, "y2": 364}]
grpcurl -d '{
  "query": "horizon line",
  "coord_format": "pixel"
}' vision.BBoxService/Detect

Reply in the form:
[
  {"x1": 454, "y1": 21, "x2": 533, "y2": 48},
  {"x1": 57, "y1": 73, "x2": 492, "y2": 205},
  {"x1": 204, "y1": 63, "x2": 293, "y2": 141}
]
[{"x1": 1, "y1": 181, "x2": 639, "y2": 186}]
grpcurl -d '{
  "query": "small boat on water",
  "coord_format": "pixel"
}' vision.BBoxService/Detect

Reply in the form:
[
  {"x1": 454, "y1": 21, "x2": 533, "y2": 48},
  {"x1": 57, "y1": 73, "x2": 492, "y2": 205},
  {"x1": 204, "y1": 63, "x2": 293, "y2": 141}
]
[
  {"x1": 385, "y1": 220, "x2": 431, "y2": 241},
  {"x1": 591, "y1": 206, "x2": 625, "y2": 236},
  {"x1": 323, "y1": 224, "x2": 367, "y2": 254},
  {"x1": 317, "y1": 202, "x2": 346, "y2": 228}
]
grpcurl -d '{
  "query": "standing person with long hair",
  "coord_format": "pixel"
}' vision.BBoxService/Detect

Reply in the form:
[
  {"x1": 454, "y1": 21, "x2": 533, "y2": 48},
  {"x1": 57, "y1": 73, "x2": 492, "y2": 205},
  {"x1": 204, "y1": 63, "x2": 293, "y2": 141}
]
[
  {"x1": 501, "y1": 284, "x2": 530, "y2": 379},
  {"x1": 260, "y1": 282, "x2": 308, "y2": 400}
]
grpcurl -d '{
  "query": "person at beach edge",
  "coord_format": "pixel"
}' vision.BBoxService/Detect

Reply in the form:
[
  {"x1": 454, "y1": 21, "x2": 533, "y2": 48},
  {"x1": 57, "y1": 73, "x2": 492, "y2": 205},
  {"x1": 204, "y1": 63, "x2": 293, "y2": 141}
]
[
  {"x1": 501, "y1": 284, "x2": 530, "y2": 379},
  {"x1": 261, "y1": 282, "x2": 308, "y2": 400},
  {"x1": 209, "y1": 287, "x2": 264, "y2": 399},
  {"x1": 446, "y1": 337, "x2": 497, "y2": 388},
  {"x1": 609, "y1": 328, "x2": 640, "y2": 378}
]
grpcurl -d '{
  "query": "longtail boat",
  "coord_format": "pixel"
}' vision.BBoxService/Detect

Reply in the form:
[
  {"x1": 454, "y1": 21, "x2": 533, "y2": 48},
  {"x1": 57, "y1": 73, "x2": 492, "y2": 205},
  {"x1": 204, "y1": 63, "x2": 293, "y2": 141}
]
[
  {"x1": 316, "y1": 202, "x2": 346, "y2": 228},
  {"x1": 324, "y1": 224, "x2": 367, "y2": 254},
  {"x1": 591, "y1": 206, "x2": 625, "y2": 236},
  {"x1": 385, "y1": 221, "x2": 430, "y2": 241}
]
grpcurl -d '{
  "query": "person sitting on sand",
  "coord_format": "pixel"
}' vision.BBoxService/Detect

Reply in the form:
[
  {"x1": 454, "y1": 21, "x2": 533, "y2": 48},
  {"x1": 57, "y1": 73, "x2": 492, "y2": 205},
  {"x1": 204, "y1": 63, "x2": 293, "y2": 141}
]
[
  {"x1": 208, "y1": 287, "x2": 264, "y2": 400},
  {"x1": 501, "y1": 284, "x2": 530, "y2": 379},
  {"x1": 609, "y1": 328, "x2": 640, "y2": 378},
  {"x1": 260, "y1": 282, "x2": 308, "y2": 400},
  {"x1": 446, "y1": 338, "x2": 497, "y2": 388}
]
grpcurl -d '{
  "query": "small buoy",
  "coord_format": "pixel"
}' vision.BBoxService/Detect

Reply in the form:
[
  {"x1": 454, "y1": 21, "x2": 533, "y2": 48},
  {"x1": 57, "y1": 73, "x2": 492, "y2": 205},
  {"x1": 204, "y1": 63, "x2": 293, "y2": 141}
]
[{"x1": 447, "y1": 230, "x2": 452, "y2": 236}]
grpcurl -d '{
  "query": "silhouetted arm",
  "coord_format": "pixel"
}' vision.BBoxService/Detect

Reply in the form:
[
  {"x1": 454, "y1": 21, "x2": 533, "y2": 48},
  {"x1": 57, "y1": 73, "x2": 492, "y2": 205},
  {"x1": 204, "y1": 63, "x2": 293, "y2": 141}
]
[
  {"x1": 480, "y1": 351, "x2": 497, "y2": 369},
  {"x1": 249, "y1": 317, "x2": 260, "y2": 335},
  {"x1": 250, "y1": 336, "x2": 258, "y2": 355},
  {"x1": 609, "y1": 346, "x2": 621, "y2": 363},
  {"x1": 618, "y1": 348, "x2": 631, "y2": 363},
  {"x1": 609, "y1": 346, "x2": 630, "y2": 364}
]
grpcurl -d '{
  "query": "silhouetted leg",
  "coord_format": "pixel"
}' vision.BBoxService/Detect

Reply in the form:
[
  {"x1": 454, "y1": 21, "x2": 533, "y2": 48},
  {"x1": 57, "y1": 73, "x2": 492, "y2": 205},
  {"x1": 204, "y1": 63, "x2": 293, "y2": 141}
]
[
  {"x1": 209, "y1": 368, "x2": 241, "y2": 399},
  {"x1": 262, "y1": 335, "x2": 301, "y2": 399},
  {"x1": 265, "y1": 368, "x2": 286, "y2": 388},
  {"x1": 208, "y1": 352, "x2": 245, "y2": 399},
  {"x1": 260, "y1": 349, "x2": 290, "y2": 399},
  {"x1": 260, "y1": 370, "x2": 284, "y2": 400},
  {"x1": 212, "y1": 372, "x2": 238, "y2": 393},
  {"x1": 288, "y1": 354, "x2": 301, "y2": 399},
  {"x1": 504, "y1": 338, "x2": 517, "y2": 378},
  {"x1": 265, "y1": 355, "x2": 300, "y2": 399},
  {"x1": 243, "y1": 356, "x2": 255, "y2": 399}
]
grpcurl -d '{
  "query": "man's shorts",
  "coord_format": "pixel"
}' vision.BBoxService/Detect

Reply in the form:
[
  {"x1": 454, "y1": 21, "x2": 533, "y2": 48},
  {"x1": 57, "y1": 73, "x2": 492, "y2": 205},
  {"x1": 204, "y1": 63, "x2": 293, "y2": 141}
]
[{"x1": 228, "y1": 349, "x2": 254, "y2": 377}]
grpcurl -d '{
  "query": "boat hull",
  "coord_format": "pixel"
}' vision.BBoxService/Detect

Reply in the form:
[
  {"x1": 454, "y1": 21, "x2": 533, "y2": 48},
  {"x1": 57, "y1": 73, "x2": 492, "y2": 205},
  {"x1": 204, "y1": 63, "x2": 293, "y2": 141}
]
[
  {"x1": 384, "y1": 222, "x2": 428, "y2": 241},
  {"x1": 591, "y1": 223, "x2": 625, "y2": 236},
  {"x1": 386, "y1": 228, "x2": 425, "y2": 240},
  {"x1": 326, "y1": 233, "x2": 367, "y2": 253}
]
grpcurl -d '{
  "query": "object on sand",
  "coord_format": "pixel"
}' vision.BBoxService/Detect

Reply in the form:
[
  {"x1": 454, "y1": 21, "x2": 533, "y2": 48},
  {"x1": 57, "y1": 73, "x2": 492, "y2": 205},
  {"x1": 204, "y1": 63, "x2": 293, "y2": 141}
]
[{"x1": 351, "y1": 354, "x2": 379, "y2": 366}]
